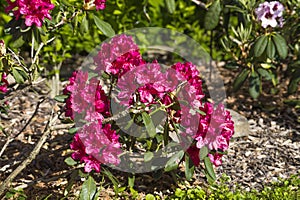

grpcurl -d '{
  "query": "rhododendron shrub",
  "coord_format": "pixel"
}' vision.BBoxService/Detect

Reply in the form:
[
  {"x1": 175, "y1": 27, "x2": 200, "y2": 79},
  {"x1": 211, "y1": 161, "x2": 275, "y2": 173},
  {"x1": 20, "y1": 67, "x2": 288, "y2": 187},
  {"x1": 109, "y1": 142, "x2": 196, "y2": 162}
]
[{"x1": 62, "y1": 35, "x2": 235, "y2": 180}]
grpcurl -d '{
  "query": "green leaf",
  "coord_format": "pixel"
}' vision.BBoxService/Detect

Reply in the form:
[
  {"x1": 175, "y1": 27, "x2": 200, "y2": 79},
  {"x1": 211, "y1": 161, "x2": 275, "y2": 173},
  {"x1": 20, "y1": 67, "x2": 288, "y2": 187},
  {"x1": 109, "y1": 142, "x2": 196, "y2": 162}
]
[
  {"x1": 79, "y1": 176, "x2": 97, "y2": 200},
  {"x1": 273, "y1": 33, "x2": 288, "y2": 59},
  {"x1": 145, "y1": 194, "x2": 156, "y2": 200},
  {"x1": 64, "y1": 157, "x2": 77, "y2": 166},
  {"x1": 80, "y1": 14, "x2": 89, "y2": 35},
  {"x1": 233, "y1": 68, "x2": 249, "y2": 92},
  {"x1": 288, "y1": 69, "x2": 300, "y2": 94},
  {"x1": 184, "y1": 154, "x2": 195, "y2": 181},
  {"x1": 165, "y1": 150, "x2": 184, "y2": 172},
  {"x1": 128, "y1": 175, "x2": 135, "y2": 188},
  {"x1": 199, "y1": 146, "x2": 208, "y2": 160},
  {"x1": 266, "y1": 36, "x2": 276, "y2": 59},
  {"x1": 93, "y1": 15, "x2": 115, "y2": 37},
  {"x1": 142, "y1": 112, "x2": 157, "y2": 138},
  {"x1": 257, "y1": 68, "x2": 272, "y2": 80},
  {"x1": 68, "y1": 127, "x2": 79, "y2": 134},
  {"x1": 11, "y1": 36, "x2": 25, "y2": 48},
  {"x1": 144, "y1": 152, "x2": 154, "y2": 162},
  {"x1": 11, "y1": 68, "x2": 24, "y2": 84},
  {"x1": 204, "y1": 0, "x2": 221, "y2": 30},
  {"x1": 249, "y1": 71, "x2": 261, "y2": 99},
  {"x1": 254, "y1": 35, "x2": 268, "y2": 57},
  {"x1": 54, "y1": 95, "x2": 69, "y2": 103},
  {"x1": 165, "y1": 0, "x2": 176, "y2": 14},
  {"x1": 204, "y1": 157, "x2": 216, "y2": 181}
]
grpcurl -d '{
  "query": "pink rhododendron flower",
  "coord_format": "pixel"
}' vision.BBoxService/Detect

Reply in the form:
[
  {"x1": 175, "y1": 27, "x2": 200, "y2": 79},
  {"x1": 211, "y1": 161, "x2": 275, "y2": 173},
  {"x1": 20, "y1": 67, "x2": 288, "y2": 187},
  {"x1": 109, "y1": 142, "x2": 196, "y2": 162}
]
[
  {"x1": 70, "y1": 134, "x2": 102, "y2": 173},
  {"x1": 195, "y1": 102, "x2": 234, "y2": 152},
  {"x1": 0, "y1": 73, "x2": 9, "y2": 93},
  {"x1": 208, "y1": 153, "x2": 223, "y2": 167},
  {"x1": 70, "y1": 123, "x2": 121, "y2": 173},
  {"x1": 187, "y1": 145, "x2": 200, "y2": 166},
  {"x1": 63, "y1": 71, "x2": 110, "y2": 121},
  {"x1": 255, "y1": 1, "x2": 284, "y2": 28},
  {"x1": 5, "y1": 0, "x2": 55, "y2": 27},
  {"x1": 94, "y1": 35, "x2": 145, "y2": 77},
  {"x1": 78, "y1": 122, "x2": 121, "y2": 165}
]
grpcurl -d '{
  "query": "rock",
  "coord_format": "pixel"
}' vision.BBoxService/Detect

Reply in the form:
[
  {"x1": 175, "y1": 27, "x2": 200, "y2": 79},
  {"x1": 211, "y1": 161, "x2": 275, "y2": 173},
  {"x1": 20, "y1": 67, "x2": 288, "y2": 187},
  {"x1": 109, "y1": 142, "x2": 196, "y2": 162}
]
[{"x1": 228, "y1": 109, "x2": 251, "y2": 138}]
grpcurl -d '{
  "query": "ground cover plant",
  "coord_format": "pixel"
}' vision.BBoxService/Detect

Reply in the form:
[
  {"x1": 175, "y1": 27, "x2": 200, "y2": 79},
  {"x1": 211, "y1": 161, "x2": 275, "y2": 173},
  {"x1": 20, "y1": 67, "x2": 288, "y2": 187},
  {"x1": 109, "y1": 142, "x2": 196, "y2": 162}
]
[{"x1": 0, "y1": 0, "x2": 299, "y2": 199}]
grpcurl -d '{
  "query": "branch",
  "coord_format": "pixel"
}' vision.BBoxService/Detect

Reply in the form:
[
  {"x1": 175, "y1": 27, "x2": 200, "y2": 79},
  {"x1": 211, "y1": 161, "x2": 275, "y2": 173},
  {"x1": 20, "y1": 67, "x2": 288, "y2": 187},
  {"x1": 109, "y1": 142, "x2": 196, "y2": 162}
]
[
  {"x1": 190, "y1": 0, "x2": 207, "y2": 10},
  {"x1": 0, "y1": 109, "x2": 58, "y2": 197}
]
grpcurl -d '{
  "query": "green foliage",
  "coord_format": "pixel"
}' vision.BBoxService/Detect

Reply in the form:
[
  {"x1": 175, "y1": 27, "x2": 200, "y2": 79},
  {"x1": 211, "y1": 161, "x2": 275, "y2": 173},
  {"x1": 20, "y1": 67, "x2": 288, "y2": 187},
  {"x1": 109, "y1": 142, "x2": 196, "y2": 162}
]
[
  {"x1": 168, "y1": 173, "x2": 300, "y2": 200},
  {"x1": 80, "y1": 176, "x2": 97, "y2": 200}
]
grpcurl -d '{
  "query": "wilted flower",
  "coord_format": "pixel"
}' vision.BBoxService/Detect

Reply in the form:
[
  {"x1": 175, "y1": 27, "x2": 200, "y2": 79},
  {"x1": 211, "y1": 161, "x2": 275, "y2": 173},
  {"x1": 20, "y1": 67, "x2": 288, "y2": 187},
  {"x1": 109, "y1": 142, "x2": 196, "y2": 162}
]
[
  {"x1": 5, "y1": 0, "x2": 55, "y2": 27},
  {"x1": 255, "y1": 1, "x2": 284, "y2": 28}
]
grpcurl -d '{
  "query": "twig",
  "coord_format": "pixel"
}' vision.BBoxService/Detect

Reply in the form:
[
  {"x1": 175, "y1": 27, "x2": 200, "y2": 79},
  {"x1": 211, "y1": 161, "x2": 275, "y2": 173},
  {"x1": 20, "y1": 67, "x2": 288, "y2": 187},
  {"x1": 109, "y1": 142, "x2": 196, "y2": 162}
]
[
  {"x1": 0, "y1": 85, "x2": 32, "y2": 105},
  {"x1": 0, "y1": 79, "x2": 46, "y2": 105},
  {"x1": 0, "y1": 109, "x2": 58, "y2": 197},
  {"x1": 0, "y1": 137, "x2": 13, "y2": 158}
]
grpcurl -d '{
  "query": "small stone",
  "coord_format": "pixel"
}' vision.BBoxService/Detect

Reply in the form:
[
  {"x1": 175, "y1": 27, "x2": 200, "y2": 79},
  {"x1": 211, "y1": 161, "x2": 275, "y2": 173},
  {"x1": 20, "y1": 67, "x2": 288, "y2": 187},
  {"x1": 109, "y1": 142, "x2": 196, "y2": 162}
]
[
  {"x1": 228, "y1": 109, "x2": 251, "y2": 138},
  {"x1": 245, "y1": 151, "x2": 252, "y2": 157}
]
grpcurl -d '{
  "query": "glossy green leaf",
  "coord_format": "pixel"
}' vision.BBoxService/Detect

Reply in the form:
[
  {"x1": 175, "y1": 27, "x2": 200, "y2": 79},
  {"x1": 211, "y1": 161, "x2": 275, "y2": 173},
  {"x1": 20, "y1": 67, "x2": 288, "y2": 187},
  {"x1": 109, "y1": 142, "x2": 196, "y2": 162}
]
[
  {"x1": 199, "y1": 146, "x2": 208, "y2": 160},
  {"x1": 254, "y1": 35, "x2": 268, "y2": 57},
  {"x1": 233, "y1": 68, "x2": 250, "y2": 92},
  {"x1": 93, "y1": 15, "x2": 115, "y2": 37},
  {"x1": 79, "y1": 176, "x2": 97, "y2": 200},
  {"x1": 185, "y1": 154, "x2": 195, "y2": 181},
  {"x1": 144, "y1": 152, "x2": 154, "y2": 162},
  {"x1": 249, "y1": 71, "x2": 261, "y2": 99},
  {"x1": 165, "y1": 0, "x2": 176, "y2": 14},
  {"x1": 273, "y1": 33, "x2": 288, "y2": 59},
  {"x1": 64, "y1": 157, "x2": 77, "y2": 166},
  {"x1": 11, "y1": 68, "x2": 24, "y2": 84},
  {"x1": 54, "y1": 95, "x2": 69, "y2": 103},
  {"x1": 204, "y1": 157, "x2": 216, "y2": 181},
  {"x1": 204, "y1": 0, "x2": 221, "y2": 30},
  {"x1": 165, "y1": 150, "x2": 184, "y2": 172},
  {"x1": 266, "y1": 37, "x2": 276, "y2": 59},
  {"x1": 142, "y1": 112, "x2": 156, "y2": 138},
  {"x1": 80, "y1": 14, "x2": 89, "y2": 34}
]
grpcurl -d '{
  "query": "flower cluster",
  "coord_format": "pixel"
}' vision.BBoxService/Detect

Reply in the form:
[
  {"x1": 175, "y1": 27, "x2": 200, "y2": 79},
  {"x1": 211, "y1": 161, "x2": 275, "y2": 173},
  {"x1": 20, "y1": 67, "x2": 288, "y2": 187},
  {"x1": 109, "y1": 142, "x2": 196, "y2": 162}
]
[
  {"x1": 255, "y1": 1, "x2": 284, "y2": 28},
  {"x1": 63, "y1": 71, "x2": 110, "y2": 121},
  {"x1": 5, "y1": 0, "x2": 55, "y2": 27},
  {"x1": 84, "y1": 0, "x2": 107, "y2": 10},
  {"x1": 0, "y1": 73, "x2": 9, "y2": 94},
  {"x1": 94, "y1": 35, "x2": 145, "y2": 77},
  {"x1": 64, "y1": 34, "x2": 235, "y2": 172},
  {"x1": 188, "y1": 103, "x2": 234, "y2": 166},
  {"x1": 70, "y1": 123, "x2": 121, "y2": 172}
]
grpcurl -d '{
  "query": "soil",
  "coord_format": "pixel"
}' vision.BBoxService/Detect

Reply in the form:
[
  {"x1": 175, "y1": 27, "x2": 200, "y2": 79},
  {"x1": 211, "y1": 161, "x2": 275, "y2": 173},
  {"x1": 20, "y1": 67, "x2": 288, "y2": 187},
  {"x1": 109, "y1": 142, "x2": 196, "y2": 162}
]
[{"x1": 0, "y1": 59, "x2": 299, "y2": 199}]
